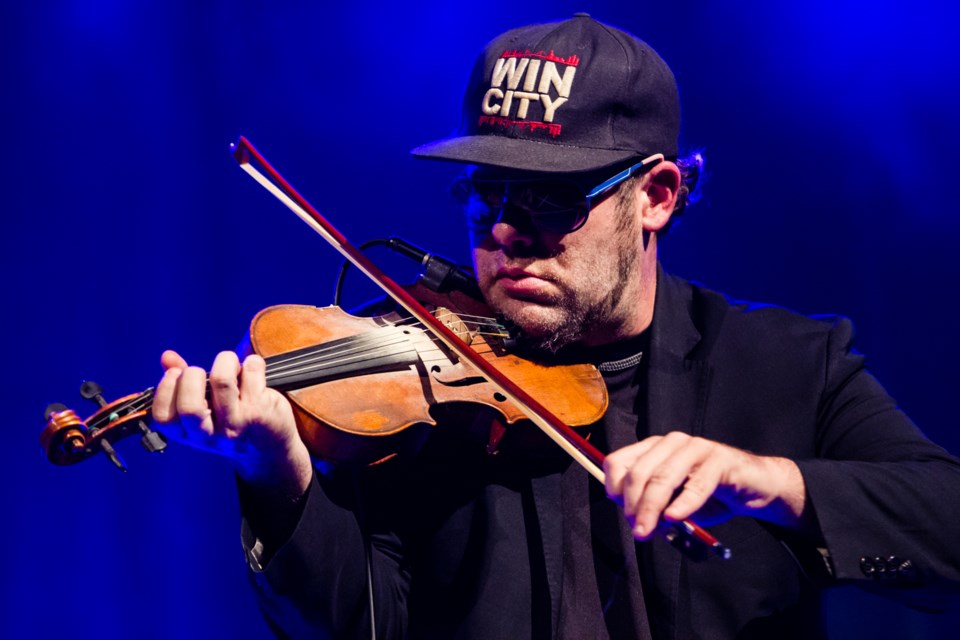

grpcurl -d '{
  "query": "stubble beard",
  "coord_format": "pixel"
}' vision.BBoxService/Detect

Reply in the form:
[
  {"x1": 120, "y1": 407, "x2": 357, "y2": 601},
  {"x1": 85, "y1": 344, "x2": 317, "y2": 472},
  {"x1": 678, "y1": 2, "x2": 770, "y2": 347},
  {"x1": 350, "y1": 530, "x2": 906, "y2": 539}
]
[{"x1": 504, "y1": 215, "x2": 640, "y2": 356}]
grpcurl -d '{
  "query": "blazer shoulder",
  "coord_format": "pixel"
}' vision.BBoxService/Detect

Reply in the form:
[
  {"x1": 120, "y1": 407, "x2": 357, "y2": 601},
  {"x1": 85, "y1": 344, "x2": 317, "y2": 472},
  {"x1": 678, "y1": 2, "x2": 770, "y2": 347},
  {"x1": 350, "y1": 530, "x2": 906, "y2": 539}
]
[
  {"x1": 666, "y1": 274, "x2": 856, "y2": 360},
  {"x1": 687, "y1": 278, "x2": 848, "y2": 335}
]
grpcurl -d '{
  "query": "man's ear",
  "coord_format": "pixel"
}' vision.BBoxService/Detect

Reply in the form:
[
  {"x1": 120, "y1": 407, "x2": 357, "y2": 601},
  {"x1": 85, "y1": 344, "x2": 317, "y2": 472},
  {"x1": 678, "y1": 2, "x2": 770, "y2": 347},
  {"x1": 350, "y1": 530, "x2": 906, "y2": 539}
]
[{"x1": 640, "y1": 160, "x2": 681, "y2": 232}]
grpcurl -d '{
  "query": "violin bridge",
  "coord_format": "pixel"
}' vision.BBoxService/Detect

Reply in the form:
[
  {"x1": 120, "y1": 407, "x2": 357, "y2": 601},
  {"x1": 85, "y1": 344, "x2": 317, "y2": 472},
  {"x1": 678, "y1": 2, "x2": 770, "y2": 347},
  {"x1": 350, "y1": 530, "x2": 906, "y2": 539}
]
[{"x1": 434, "y1": 306, "x2": 475, "y2": 346}]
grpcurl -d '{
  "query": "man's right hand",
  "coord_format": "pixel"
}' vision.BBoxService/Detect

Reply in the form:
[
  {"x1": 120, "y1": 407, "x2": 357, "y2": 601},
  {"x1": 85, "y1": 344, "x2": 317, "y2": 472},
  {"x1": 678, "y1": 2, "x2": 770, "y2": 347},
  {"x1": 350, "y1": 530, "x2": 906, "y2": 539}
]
[{"x1": 151, "y1": 350, "x2": 313, "y2": 499}]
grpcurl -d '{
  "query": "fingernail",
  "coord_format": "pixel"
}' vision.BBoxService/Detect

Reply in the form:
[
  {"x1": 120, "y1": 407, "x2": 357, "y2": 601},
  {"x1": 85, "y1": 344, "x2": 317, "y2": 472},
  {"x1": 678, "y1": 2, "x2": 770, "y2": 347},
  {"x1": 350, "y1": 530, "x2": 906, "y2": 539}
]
[{"x1": 633, "y1": 524, "x2": 646, "y2": 537}]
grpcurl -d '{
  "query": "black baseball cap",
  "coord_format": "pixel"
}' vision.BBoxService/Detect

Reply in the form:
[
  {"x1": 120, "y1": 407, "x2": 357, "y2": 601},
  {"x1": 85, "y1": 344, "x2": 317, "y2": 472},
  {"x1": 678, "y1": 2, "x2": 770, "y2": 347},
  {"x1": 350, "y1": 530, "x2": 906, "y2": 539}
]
[{"x1": 411, "y1": 13, "x2": 680, "y2": 174}]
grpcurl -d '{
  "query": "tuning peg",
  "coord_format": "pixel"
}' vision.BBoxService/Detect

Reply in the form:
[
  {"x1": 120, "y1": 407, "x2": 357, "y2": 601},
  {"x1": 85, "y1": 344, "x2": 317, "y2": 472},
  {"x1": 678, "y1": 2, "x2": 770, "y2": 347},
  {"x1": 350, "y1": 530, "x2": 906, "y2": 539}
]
[
  {"x1": 79, "y1": 380, "x2": 107, "y2": 407},
  {"x1": 77, "y1": 382, "x2": 129, "y2": 471},
  {"x1": 99, "y1": 439, "x2": 128, "y2": 472},
  {"x1": 137, "y1": 420, "x2": 167, "y2": 454},
  {"x1": 44, "y1": 403, "x2": 69, "y2": 421}
]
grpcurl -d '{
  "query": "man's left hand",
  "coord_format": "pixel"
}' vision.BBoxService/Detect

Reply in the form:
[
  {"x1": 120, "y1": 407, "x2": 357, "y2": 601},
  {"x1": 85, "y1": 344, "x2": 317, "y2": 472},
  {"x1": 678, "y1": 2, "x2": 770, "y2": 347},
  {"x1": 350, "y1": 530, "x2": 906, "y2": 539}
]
[{"x1": 604, "y1": 432, "x2": 810, "y2": 539}]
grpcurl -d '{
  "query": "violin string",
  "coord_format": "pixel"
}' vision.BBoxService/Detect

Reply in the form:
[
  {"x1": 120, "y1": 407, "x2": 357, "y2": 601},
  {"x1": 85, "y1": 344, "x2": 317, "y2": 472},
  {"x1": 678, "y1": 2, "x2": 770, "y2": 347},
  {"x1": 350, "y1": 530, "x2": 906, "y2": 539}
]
[
  {"x1": 265, "y1": 343, "x2": 420, "y2": 388},
  {"x1": 430, "y1": 311, "x2": 511, "y2": 336},
  {"x1": 95, "y1": 333, "x2": 425, "y2": 429},
  {"x1": 265, "y1": 327, "x2": 410, "y2": 369},
  {"x1": 389, "y1": 309, "x2": 500, "y2": 325},
  {"x1": 265, "y1": 331, "x2": 414, "y2": 377},
  {"x1": 86, "y1": 312, "x2": 510, "y2": 432},
  {"x1": 384, "y1": 323, "x2": 500, "y2": 358},
  {"x1": 388, "y1": 326, "x2": 501, "y2": 366},
  {"x1": 391, "y1": 311, "x2": 510, "y2": 337},
  {"x1": 89, "y1": 337, "x2": 421, "y2": 431},
  {"x1": 263, "y1": 318, "x2": 503, "y2": 382},
  {"x1": 433, "y1": 310, "x2": 502, "y2": 325},
  {"x1": 88, "y1": 388, "x2": 156, "y2": 432},
  {"x1": 262, "y1": 319, "x2": 502, "y2": 384},
  {"x1": 401, "y1": 317, "x2": 511, "y2": 339},
  {"x1": 263, "y1": 324, "x2": 467, "y2": 380},
  {"x1": 385, "y1": 309, "x2": 514, "y2": 359}
]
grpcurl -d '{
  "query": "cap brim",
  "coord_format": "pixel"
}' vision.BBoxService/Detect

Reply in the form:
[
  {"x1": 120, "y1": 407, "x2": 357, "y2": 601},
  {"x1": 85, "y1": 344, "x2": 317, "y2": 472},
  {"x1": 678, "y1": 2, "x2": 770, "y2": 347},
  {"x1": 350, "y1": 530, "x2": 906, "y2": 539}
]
[{"x1": 411, "y1": 135, "x2": 639, "y2": 174}]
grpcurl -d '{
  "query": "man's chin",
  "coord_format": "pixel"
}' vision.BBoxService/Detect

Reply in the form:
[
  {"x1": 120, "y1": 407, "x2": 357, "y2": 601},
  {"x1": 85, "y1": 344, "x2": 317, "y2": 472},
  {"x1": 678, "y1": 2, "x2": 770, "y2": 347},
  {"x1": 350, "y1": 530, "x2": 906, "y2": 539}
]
[
  {"x1": 493, "y1": 299, "x2": 563, "y2": 336},
  {"x1": 496, "y1": 305, "x2": 589, "y2": 355}
]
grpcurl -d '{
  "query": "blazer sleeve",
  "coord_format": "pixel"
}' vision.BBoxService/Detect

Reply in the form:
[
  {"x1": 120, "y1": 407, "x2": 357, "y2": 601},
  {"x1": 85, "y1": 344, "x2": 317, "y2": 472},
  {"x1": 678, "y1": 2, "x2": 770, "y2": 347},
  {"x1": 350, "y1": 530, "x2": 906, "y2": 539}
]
[
  {"x1": 794, "y1": 317, "x2": 960, "y2": 604},
  {"x1": 240, "y1": 468, "x2": 411, "y2": 639}
]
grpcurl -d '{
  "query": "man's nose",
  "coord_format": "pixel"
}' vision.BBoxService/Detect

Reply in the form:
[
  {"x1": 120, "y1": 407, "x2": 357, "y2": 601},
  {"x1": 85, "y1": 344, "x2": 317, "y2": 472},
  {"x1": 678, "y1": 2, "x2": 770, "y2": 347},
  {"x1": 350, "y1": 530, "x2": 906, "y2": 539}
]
[{"x1": 489, "y1": 204, "x2": 537, "y2": 250}]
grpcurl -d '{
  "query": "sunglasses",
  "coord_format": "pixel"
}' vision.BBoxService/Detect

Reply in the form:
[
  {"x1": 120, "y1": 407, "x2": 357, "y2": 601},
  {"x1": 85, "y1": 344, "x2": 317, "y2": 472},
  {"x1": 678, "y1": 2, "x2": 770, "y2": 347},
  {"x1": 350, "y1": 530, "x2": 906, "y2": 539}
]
[{"x1": 452, "y1": 153, "x2": 664, "y2": 235}]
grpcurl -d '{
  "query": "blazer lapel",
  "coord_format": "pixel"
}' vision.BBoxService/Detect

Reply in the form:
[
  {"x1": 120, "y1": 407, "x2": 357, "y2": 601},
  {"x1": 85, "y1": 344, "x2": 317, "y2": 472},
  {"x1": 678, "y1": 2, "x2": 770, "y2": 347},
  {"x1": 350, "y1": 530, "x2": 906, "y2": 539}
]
[
  {"x1": 644, "y1": 266, "x2": 714, "y2": 640},
  {"x1": 647, "y1": 266, "x2": 711, "y2": 438}
]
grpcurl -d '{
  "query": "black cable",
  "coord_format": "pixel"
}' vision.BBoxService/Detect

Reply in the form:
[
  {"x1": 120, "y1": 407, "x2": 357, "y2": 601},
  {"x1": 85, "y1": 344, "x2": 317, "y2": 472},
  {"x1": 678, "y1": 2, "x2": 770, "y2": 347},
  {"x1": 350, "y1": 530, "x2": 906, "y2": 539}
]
[
  {"x1": 333, "y1": 238, "x2": 390, "y2": 306},
  {"x1": 332, "y1": 237, "x2": 483, "y2": 306}
]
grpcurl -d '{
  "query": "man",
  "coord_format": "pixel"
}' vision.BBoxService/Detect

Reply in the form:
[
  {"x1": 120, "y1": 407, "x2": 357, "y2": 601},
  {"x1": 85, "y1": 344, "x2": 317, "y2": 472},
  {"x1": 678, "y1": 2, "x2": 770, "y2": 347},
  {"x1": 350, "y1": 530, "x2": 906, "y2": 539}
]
[{"x1": 152, "y1": 15, "x2": 960, "y2": 639}]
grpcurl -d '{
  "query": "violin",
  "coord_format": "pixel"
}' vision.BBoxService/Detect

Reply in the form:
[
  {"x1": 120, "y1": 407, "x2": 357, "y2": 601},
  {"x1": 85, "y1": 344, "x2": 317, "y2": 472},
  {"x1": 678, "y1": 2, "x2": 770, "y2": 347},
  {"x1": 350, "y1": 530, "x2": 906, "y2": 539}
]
[
  {"x1": 40, "y1": 284, "x2": 608, "y2": 468},
  {"x1": 41, "y1": 137, "x2": 730, "y2": 561}
]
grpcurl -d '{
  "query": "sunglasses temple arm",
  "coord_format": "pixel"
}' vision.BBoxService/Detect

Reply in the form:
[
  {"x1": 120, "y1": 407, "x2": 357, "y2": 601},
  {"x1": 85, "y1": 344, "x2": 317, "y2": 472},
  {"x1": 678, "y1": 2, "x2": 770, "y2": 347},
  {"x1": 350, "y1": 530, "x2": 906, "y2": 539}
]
[{"x1": 585, "y1": 153, "x2": 665, "y2": 199}]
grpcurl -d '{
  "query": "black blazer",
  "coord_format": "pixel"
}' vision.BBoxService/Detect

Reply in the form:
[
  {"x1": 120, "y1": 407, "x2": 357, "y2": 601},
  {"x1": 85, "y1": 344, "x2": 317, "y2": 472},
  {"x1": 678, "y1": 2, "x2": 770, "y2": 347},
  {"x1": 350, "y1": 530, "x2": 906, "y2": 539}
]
[{"x1": 242, "y1": 268, "x2": 960, "y2": 639}]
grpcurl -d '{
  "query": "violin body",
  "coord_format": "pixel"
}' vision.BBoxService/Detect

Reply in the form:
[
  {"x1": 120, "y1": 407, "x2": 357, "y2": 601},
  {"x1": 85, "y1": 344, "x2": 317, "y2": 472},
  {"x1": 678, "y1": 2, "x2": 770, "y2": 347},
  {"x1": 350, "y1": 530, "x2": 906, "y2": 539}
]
[{"x1": 250, "y1": 300, "x2": 608, "y2": 464}]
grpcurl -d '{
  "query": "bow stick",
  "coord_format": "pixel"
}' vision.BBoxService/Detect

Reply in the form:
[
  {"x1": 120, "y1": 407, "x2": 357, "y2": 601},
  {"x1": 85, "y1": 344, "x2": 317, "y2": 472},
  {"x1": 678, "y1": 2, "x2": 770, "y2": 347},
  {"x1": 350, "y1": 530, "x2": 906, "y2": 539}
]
[{"x1": 230, "y1": 136, "x2": 730, "y2": 561}]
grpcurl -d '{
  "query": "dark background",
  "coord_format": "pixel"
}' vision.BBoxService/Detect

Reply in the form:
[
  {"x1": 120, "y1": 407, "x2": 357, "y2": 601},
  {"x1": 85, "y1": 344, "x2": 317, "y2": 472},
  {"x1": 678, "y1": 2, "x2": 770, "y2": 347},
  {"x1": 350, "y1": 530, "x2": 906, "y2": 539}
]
[{"x1": 5, "y1": 2, "x2": 959, "y2": 637}]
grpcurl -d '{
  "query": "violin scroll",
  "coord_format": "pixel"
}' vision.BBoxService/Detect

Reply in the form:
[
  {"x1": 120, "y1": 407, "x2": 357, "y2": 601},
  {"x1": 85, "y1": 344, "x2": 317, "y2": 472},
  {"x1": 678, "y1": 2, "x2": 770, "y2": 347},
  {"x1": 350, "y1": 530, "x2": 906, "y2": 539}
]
[
  {"x1": 41, "y1": 381, "x2": 166, "y2": 470},
  {"x1": 41, "y1": 404, "x2": 88, "y2": 464}
]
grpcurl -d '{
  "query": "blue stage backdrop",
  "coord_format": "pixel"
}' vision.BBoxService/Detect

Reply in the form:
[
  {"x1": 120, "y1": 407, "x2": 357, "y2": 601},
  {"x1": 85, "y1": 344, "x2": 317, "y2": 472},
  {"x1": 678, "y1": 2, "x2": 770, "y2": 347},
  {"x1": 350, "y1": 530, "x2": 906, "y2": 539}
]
[{"x1": 5, "y1": 2, "x2": 959, "y2": 638}]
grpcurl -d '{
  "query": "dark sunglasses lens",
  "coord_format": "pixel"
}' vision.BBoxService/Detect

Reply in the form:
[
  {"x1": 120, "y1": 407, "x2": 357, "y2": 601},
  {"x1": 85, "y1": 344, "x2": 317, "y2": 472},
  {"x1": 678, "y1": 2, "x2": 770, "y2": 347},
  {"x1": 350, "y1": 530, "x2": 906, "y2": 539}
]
[
  {"x1": 521, "y1": 181, "x2": 588, "y2": 233},
  {"x1": 452, "y1": 179, "x2": 503, "y2": 230},
  {"x1": 531, "y1": 208, "x2": 589, "y2": 234},
  {"x1": 453, "y1": 178, "x2": 589, "y2": 234}
]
